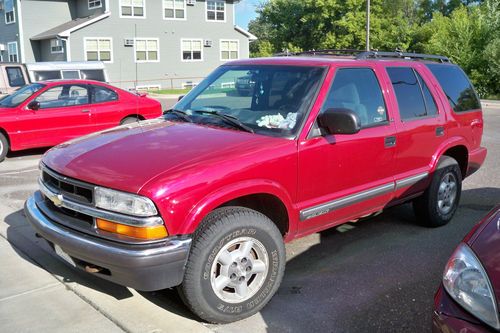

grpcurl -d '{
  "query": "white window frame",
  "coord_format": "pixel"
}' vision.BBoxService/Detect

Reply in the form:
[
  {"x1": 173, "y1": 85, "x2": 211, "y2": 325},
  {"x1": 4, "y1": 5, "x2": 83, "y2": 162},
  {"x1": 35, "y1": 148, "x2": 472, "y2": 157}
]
[
  {"x1": 7, "y1": 42, "x2": 19, "y2": 62},
  {"x1": 163, "y1": 0, "x2": 187, "y2": 20},
  {"x1": 50, "y1": 39, "x2": 64, "y2": 54},
  {"x1": 220, "y1": 39, "x2": 239, "y2": 61},
  {"x1": 84, "y1": 37, "x2": 113, "y2": 63},
  {"x1": 5, "y1": 1, "x2": 16, "y2": 25},
  {"x1": 119, "y1": 0, "x2": 146, "y2": 19},
  {"x1": 134, "y1": 38, "x2": 160, "y2": 63},
  {"x1": 181, "y1": 38, "x2": 203, "y2": 62},
  {"x1": 206, "y1": 0, "x2": 226, "y2": 23},
  {"x1": 88, "y1": 0, "x2": 102, "y2": 10}
]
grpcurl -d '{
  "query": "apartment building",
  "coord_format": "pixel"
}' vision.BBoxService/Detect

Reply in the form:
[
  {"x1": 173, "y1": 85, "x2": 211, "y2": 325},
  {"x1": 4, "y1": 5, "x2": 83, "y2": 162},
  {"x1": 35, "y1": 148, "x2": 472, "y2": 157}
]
[{"x1": 0, "y1": 0, "x2": 256, "y2": 89}]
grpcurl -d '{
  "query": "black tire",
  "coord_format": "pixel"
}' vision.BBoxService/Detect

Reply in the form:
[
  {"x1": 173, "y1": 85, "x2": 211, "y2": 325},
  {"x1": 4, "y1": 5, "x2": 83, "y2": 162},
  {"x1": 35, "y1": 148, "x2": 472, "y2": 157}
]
[
  {"x1": 413, "y1": 156, "x2": 462, "y2": 227},
  {"x1": 179, "y1": 207, "x2": 286, "y2": 324},
  {"x1": 0, "y1": 132, "x2": 9, "y2": 162},
  {"x1": 120, "y1": 116, "x2": 139, "y2": 125}
]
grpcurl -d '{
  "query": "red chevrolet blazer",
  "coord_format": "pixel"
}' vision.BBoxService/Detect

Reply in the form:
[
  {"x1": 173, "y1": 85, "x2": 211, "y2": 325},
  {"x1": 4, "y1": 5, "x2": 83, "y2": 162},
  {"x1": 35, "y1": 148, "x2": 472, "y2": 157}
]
[
  {"x1": 25, "y1": 51, "x2": 487, "y2": 323},
  {"x1": 0, "y1": 79, "x2": 162, "y2": 161}
]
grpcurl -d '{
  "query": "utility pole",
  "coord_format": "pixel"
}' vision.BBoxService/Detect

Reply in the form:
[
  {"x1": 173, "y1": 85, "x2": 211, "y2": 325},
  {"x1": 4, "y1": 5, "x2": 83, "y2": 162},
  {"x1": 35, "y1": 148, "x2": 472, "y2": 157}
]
[{"x1": 366, "y1": 0, "x2": 370, "y2": 51}]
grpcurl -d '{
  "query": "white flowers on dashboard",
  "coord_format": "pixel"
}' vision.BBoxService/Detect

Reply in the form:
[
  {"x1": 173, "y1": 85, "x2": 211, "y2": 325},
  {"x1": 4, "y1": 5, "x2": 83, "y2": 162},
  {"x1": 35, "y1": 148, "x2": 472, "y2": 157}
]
[{"x1": 256, "y1": 112, "x2": 297, "y2": 129}]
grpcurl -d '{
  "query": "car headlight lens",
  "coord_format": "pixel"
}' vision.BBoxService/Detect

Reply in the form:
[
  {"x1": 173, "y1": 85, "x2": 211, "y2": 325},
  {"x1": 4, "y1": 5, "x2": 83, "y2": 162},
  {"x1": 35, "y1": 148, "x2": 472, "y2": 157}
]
[
  {"x1": 443, "y1": 243, "x2": 500, "y2": 329},
  {"x1": 94, "y1": 187, "x2": 158, "y2": 217}
]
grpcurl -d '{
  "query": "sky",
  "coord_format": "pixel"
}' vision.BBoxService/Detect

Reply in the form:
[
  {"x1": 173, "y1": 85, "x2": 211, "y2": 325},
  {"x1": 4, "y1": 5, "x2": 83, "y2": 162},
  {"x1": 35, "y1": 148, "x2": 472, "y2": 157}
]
[{"x1": 235, "y1": 0, "x2": 261, "y2": 29}]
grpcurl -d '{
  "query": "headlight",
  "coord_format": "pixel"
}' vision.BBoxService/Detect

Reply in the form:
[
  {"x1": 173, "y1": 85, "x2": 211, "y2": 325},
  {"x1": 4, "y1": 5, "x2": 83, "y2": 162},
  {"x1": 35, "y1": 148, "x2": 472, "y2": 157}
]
[
  {"x1": 443, "y1": 243, "x2": 500, "y2": 329},
  {"x1": 94, "y1": 187, "x2": 158, "y2": 217}
]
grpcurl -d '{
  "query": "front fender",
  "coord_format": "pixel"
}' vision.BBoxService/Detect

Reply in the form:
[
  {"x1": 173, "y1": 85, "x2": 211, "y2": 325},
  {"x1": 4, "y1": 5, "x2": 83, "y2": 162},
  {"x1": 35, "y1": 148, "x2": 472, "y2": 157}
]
[{"x1": 179, "y1": 179, "x2": 297, "y2": 237}]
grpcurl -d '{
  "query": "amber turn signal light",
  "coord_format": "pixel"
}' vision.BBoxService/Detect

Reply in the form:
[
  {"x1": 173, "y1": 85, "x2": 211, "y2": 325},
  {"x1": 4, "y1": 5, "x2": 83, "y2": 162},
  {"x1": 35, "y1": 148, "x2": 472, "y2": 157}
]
[{"x1": 96, "y1": 218, "x2": 168, "y2": 240}]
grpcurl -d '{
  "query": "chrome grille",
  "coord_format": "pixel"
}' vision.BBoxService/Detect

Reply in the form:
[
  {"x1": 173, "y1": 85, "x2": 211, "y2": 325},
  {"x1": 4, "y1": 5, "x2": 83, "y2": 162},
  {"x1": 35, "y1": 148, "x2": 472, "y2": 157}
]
[{"x1": 41, "y1": 167, "x2": 94, "y2": 205}]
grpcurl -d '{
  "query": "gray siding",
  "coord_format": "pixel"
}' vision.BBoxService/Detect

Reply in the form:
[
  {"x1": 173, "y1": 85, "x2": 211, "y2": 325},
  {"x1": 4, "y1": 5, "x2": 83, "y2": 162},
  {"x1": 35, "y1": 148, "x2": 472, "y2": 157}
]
[
  {"x1": 76, "y1": 0, "x2": 105, "y2": 18},
  {"x1": 39, "y1": 39, "x2": 67, "y2": 61},
  {"x1": 69, "y1": 0, "x2": 250, "y2": 89},
  {"x1": 20, "y1": 0, "x2": 76, "y2": 62},
  {"x1": 0, "y1": 1, "x2": 20, "y2": 62}
]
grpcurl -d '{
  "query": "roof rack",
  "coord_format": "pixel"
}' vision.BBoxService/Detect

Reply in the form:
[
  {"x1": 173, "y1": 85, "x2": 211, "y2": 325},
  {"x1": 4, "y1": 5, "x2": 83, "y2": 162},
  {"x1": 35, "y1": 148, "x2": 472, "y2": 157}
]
[
  {"x1": 356, "y1": 51, "x2": 450, "y2": 63},
  {"x1": 274, "y1": 49, "x2": 451, "y2": 63}
]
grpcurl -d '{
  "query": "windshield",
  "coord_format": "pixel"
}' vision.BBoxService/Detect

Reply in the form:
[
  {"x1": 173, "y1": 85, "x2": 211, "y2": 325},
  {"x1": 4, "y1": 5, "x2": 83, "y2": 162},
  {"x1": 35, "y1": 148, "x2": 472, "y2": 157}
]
[
  {"x1": 173, "y1": 65, "x2": 325, "y2": 137},
  {"x1": 0, "y1": 83, "x2": 45, "y2": 108}
]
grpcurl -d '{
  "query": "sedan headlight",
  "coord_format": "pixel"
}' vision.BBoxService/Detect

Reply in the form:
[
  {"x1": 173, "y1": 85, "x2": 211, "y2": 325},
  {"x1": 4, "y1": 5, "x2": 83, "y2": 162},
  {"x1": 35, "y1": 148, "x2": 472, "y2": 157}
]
[
  {"x1": 94, "y1": 187, "x2": 158, "y2": 217},
  {"x1": 443, "y1": 243, "x2": 500, "y2": 329}
]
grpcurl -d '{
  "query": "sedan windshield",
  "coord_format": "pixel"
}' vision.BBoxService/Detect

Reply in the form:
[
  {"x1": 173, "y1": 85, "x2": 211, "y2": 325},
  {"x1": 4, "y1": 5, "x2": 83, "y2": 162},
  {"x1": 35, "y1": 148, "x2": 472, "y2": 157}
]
[
  {"x1": 172, "y1": 65, "x2": 325, "y2": 137},
  {"x1": 0, "y1": 83, "x2": 45, "y2": 108}
]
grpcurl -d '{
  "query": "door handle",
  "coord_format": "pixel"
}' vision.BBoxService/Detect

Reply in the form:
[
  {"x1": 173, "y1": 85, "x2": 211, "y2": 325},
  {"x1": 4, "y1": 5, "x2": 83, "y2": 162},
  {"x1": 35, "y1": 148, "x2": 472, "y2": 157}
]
[
  {"x1": 81, "y1": 109, "x2": 90, "y2": 113},
  {"x1": 436, "y1": 126, "x2": 445, "y2": 137},
  {"x1": 384, "y1": 136, "x2": 396, "y2": 148}
]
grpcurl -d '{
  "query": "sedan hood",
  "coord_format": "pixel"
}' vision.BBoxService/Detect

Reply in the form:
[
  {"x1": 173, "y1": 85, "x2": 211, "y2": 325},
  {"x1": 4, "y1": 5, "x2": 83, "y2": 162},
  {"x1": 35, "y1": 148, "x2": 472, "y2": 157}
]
[
  {"x1": 468, "y1": 207, "x2": 500, "y2": 306},
  {"x1": 43, "y1": 119, "x2": 284, "y2": 193}
]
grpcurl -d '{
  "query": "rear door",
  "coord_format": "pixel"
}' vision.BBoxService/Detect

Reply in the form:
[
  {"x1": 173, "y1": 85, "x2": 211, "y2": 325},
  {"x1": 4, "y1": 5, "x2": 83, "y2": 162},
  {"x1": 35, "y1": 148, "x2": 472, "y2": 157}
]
[
  {"x1": 384, "y1": 64, "x2": 447, "y2": 199},
  {"x1": 297, "y1": 65, "x2": 397, "y2": 235},
  {"x1": 17, "y1": 84, "x2": 93, "y2": 147},
  {"x1": 89, "y1": 84, "x2": 124, "y2": 131}
]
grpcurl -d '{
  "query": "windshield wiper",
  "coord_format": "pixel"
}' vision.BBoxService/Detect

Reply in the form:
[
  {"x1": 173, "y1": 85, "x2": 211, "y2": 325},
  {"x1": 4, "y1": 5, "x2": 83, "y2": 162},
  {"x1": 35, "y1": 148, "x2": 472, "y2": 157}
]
[
  {"x1": 194, "y1": 110, "x2": 254, "y2": 133},
  {"x1": 164, "y1": 109, "x2": 193, "y2": 122}
]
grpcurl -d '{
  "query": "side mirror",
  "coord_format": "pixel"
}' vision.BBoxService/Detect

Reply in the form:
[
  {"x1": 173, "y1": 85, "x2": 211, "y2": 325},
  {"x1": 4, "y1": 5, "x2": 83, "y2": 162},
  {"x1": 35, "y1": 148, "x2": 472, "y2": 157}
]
[
  {"x1": 318, "y1": 108, "x2": 361, "y2": 135},
  {"x1": 27, "y1": 100, "x2": 41, "y2": 111},
  {"x1": 178, "y1": 95, "x2": 185, "y2": 101}
]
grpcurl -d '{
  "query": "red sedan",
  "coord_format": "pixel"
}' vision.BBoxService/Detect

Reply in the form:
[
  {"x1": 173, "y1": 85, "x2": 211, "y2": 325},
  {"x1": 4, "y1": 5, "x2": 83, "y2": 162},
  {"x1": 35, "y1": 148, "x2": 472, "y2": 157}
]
[{"x1": 0, "y1": 80, "x2": 162, "y2": 161}]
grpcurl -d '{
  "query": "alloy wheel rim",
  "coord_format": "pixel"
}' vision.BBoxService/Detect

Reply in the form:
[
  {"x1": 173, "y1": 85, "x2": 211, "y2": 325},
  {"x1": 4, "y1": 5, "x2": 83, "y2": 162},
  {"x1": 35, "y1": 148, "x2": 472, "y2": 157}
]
[
  {"x1": 0, "y1": 140, "x2": 3, "y2": 156},
  {"x1": 210, "y1": 236, "x2": 269, "y2": 303},
  {"x1": 437, "y1": 172, "x2": 458, "y2": 215}
]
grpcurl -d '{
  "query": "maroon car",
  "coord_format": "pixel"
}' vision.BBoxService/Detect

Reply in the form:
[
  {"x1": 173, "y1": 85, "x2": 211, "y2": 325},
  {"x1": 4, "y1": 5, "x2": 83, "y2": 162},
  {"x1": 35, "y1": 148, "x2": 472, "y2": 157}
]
[{"x1": 434, "y1": 206, "x2": 500, "y2": 332}]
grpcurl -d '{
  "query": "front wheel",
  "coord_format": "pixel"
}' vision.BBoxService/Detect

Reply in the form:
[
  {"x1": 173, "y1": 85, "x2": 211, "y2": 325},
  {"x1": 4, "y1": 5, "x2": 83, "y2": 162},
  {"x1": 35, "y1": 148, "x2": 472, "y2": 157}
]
[
  {"x1": 179, "y1": 207, "x2": 285, "y2": 323},
  {"x1": 0, "y1": 132, "x2": 9, "y2": 162},
  {"x1": 413, "y1": 156, "x2": 462, "y2": 227}
]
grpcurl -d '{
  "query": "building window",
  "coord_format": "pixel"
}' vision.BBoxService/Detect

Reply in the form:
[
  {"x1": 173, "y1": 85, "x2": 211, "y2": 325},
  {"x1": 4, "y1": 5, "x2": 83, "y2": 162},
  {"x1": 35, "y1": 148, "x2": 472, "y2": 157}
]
[
  {"x1": 51, "y1": 39, "x2": 64, "y2": 54},
  {"x1": 135, "y1": 38, "x2": 159, "y2": 62},
  {"x1": 85, "y1": 38, "x2": 113, "y2": 62},
  {"x1": 207, "y1": 0, "x2": 225, "y2": 22},
  {"x1": 163, "y1": 0, "x2": 186, "y2": 19},
  {"x1": 181, "y1": 39, "x2": 203, "y2": 62},
  {"x1": 5, "y1": 0, "x2": 15, "y2": 24},
  {"x1": 7, "y1": 42, "x2": 18, "y2": 62},
  {"x1": 120, "y1": 0, "x2": 146, "y2": 18},
  {"x1": 220, "y1": 40, "x2": 239, "y2": 61},
  {"x1": 88, "y1": 0, "x2": 102, "y2": 9}
]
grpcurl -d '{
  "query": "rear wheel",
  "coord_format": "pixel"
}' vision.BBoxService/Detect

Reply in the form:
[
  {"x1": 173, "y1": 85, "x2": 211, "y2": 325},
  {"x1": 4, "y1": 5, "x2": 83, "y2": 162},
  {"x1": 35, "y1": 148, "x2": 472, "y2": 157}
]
[
  {"x1": 179, "y1": 207, "x2": 285, "y2": 324},
  {"x1": 413, "y1": 156, "x2": 462, "y2": 227},
  {"x1": 120, "y1": 116, "x2": 139, "y2": 125},
  {"x1": 0, "y1": 133, "x2": 9, "y2": 162}
]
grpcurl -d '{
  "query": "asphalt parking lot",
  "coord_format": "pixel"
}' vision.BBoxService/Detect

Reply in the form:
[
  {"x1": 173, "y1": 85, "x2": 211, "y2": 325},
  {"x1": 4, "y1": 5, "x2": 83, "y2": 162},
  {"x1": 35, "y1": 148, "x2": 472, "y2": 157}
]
[{"x1": 0, "y1": 104, "x2": 499, "y2": 333}]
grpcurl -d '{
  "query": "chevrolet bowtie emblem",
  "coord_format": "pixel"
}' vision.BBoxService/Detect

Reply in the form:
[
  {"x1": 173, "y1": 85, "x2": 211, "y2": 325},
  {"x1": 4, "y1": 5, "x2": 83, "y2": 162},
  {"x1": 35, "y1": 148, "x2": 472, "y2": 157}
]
[{"x1": 49, "y1": 194, "x2": 64, "y2": 207}]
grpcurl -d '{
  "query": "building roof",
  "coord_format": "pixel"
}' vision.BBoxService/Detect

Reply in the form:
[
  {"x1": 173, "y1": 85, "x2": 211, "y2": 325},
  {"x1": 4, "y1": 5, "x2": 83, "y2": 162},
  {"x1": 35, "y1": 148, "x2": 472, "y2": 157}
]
[
  {"x1": 31, "y1": 12, "x2": 110, "y2": 41},
  {"x1": 234, "y1": 25, "x2": 258, "y2": 41}
]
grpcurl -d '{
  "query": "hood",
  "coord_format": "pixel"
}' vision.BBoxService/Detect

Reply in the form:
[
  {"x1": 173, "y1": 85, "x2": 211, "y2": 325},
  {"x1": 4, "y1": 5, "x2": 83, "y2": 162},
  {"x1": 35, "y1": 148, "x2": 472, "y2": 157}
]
[
  {"x1": 42, "y1": 118, "x2": 286, "y2": 193},
  {"x1": 468, "y1": 207, "x2": 500, "y2": 306}
]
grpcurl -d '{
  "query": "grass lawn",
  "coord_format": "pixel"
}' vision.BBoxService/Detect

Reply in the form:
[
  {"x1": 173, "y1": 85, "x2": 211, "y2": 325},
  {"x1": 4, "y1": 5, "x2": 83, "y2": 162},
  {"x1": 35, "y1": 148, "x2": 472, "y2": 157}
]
[{"x1": 154, "y1": 88, "x2": 192, "y2": 95}]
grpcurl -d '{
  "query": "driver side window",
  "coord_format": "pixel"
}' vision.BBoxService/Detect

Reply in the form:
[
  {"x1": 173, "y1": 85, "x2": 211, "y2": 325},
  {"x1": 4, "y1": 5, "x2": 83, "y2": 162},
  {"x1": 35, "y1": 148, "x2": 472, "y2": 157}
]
[
  {"x1": 35, "y1": 85, "x2": 89, "y2": 109},
  {"x1": 321, "y1": 68, "x2": 387, "y2": 128}
]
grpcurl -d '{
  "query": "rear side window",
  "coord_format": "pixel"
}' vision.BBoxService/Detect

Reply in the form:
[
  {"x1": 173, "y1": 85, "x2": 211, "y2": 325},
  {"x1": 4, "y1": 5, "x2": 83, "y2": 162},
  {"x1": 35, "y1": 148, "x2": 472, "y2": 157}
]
[
  {"x1": 34, "y1": 71, "x2": 61, "y2": 81},
  {"x1": 81, "y1": 70, "x2": 106, "y2": 82},
  {"x1": 322, "y1": 68, "x2": 388, "y2": 127},
  {"x1": 415, "y1": 72, "x2": 438, "y2": 116},
  {"x1": 6, "y1": 67, "x2": 26, "y2": 87},
  {"x1": 426, "y1": 64, "x2": 481, "y2": 112},
  {"x1": 92, "y1": 85, "x2": 118, "y2": 103},
  {"x1": 387, "y1": 67, "x2": 439, "y2": 120}
]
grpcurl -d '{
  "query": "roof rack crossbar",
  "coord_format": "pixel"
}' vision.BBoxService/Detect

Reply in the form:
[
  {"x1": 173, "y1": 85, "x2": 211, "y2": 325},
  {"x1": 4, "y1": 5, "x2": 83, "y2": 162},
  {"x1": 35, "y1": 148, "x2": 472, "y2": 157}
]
[
  {"x1": 355, "y1": 51, "x2": 450, "y2": 63},
  {"x1": 274, "y1": 49, "x2": 450, "y2": 63}
]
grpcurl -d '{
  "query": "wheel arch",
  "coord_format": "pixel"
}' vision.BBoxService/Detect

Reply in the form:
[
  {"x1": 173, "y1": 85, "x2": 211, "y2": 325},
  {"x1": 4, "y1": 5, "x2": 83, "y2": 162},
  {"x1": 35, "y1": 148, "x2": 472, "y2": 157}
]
[
  {"x1": 181, "y1": 181, "x2": 296, "y2": 239},
  {"x1": 432, "y1": 137, "x2": 469, "y2": 179}
]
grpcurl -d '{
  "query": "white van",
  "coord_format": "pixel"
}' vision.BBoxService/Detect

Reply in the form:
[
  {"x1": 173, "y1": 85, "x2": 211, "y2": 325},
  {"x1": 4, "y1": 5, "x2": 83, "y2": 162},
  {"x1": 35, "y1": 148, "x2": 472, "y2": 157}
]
[{"x1": 1, "y1": 61, "x2": 108, "y2": 96}]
